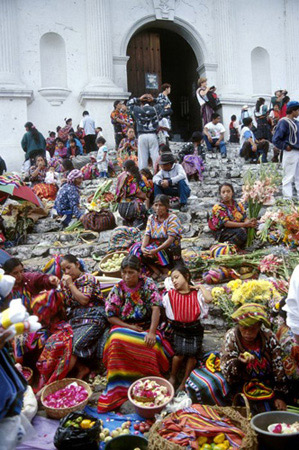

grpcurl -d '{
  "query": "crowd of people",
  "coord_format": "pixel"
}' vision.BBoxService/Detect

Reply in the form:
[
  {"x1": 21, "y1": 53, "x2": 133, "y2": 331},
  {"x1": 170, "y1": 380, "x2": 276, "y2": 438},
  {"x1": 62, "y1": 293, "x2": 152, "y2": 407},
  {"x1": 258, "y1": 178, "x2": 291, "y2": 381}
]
[{"x1": 2, "y1": 78, "x2": 299, "y2": 445}]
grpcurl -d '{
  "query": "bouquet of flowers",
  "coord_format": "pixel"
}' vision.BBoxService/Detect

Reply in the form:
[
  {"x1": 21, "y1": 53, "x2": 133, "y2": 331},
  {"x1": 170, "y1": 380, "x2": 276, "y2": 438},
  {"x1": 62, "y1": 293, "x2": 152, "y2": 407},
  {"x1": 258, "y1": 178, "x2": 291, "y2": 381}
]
[
  {"x1": 211, "y1": 279, "x2": 282, "y2": 325},
  {"x1": 242, "y1": 163, "x2": 281, "y2": 247}
]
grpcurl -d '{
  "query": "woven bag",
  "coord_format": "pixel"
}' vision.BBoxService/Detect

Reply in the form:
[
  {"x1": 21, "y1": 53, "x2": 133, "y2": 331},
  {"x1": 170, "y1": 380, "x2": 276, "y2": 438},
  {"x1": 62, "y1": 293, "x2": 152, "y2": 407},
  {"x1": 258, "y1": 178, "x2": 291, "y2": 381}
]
[
  {"x1": 148, "y1": 399, "x2": 257, "y2": 450},
  {"x1": 81, "y1": 210, "x2": 116, "y2": 232}
]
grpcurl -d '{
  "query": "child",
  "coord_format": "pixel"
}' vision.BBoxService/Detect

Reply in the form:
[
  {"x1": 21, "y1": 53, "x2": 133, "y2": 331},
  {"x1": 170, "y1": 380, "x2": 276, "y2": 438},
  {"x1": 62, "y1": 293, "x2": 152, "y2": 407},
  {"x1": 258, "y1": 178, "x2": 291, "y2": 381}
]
[
  {"x1": 60, "y1": 159, "x2": 74, "y2": 185},
  {"x1": 163, "y1": 265, "x2": 212, "y2": 392},
  {"x1": 140, "y1": 168, "x2": 154, "y2": 208},
  {"x1": 46, "y1": 131, "x2": 56, "y2": 157},
  {"x1": 44, "y1": 166, "x2": 58, "y2": 185},
  {"x1": 229, "y1": 115, "x2": 239, "y2": 143},
  {"x1": 96, "y1": 136, "x2": 109, "y2": 178},
  {"x1": 54, "y1": 138, "x2": 68, "y2": 159}
]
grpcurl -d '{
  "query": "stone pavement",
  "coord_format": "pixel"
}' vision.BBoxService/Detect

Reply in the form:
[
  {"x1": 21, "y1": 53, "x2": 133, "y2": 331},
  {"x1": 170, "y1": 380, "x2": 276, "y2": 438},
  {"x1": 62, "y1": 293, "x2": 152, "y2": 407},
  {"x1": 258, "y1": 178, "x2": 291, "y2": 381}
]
[{"x1": 9, "y1": 141, "x2": 279, "y2": 352}]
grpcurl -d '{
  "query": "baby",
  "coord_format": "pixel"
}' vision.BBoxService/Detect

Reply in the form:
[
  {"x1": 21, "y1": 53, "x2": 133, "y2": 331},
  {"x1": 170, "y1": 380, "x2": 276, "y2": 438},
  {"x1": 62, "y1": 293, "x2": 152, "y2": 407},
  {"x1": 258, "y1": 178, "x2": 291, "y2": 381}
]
[{"x1": 45, "y1": 167, "x2": 59, "y2": 185}]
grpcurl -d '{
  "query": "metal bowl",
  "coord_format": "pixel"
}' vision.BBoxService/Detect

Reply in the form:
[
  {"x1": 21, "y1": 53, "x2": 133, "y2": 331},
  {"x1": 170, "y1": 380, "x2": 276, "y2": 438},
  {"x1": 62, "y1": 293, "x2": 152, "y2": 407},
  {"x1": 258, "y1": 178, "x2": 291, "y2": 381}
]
[
  {"x1": 251, "y1": 411, "x2": 299, "y2": 450},
  {"x1": 105, "y1": 434, "x2": 148, "y2": 450}
]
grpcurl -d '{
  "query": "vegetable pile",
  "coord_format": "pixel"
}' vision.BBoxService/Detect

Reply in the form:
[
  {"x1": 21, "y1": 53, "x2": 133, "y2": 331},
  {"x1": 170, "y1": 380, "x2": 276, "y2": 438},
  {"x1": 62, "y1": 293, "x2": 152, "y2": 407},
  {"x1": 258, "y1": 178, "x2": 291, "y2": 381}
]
[
  {"x1": 43, "y1": 382, "x2": 88, "y2": 409},
  {"x1": 101, "y1": 253, "x2": 127, "y2": 273},
  {"x1": 197, "y1": 433, "x2": 232, "y2": 450},
  {"x1": 132, "y1": 379, "x2": 171, "y2": 407},
  {"x1": 64, "y1": 416, "x2": 96, "y2": 429}
]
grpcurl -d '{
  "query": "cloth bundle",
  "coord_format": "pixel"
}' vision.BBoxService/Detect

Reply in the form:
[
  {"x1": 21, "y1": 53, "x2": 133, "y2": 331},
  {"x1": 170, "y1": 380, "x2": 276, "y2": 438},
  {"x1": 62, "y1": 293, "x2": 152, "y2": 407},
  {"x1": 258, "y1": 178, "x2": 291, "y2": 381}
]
[
  {"x1": 81, "y1": 210, "x2": 116, "y2": 232},
  {"x1": 210, "y1": 243, "x2": 236, "y2": 258},
  {"x1": 202, "y1": 267, "x2": 239, "y2": 284},
  {"x1": 242, "y1": 379, "x2": 274, "y2": 401},
  {"x1": 0, "y1": 298, "x2": 41, "y2": 337}
]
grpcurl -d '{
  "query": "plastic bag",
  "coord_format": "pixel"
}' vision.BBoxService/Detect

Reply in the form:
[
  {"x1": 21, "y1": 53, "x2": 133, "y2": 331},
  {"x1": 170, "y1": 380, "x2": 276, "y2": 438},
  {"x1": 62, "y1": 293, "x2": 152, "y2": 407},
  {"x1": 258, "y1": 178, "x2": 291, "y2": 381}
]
[{"x1": 54, "y1": 410, "x2": 101, "y2": 450}]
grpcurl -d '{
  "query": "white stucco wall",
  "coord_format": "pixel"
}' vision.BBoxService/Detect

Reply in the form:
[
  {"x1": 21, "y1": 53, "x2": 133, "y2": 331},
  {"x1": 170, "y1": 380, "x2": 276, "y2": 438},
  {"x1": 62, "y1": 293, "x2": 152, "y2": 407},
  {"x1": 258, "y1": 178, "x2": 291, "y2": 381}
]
[{"x1": 0, "y1": 0, "x2": 298, "y2": 171}]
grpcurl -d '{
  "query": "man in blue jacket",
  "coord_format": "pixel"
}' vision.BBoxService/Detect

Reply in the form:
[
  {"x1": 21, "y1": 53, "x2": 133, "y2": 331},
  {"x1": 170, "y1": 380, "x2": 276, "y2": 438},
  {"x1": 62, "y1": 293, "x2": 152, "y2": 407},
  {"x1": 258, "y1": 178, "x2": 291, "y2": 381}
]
[{"x1": 273, "y1": 101, "x2": 299, "y2": 198}]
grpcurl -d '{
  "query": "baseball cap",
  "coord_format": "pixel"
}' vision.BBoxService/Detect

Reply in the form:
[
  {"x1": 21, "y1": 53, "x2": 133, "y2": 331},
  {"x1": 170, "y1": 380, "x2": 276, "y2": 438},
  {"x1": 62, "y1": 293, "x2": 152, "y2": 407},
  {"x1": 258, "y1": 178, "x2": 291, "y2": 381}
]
[{"x1": 287, "y1": 101, "x2": 299, "y2": 109}]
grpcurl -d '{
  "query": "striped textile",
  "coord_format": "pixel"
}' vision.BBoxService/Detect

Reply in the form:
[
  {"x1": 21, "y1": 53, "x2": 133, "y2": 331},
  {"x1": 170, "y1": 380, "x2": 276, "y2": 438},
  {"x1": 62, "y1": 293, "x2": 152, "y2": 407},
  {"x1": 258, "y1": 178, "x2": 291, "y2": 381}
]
[
  {"x1": 130, "y1": 242, "x2": 169, "y2": 266},
  {"x1": 97, "y1": 326, "x2": 172, "y2": 412},
  {"x1": 168, "y1": 289, "x2": 200, "y2": 322},
  {"x1": 158, "y1": 404, "x2": 245, "y2": 448},
  {"x1": 32, "y1": 182, "x2": 57, "y2": 200},
  {"x1": 186, "y1": 365, "x2": 231, "y2": 406}
]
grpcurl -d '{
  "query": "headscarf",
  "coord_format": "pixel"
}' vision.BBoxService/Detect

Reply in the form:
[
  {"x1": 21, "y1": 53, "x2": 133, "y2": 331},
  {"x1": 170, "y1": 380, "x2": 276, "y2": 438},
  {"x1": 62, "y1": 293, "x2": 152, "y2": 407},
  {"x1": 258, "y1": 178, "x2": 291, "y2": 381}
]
[
  {"x1": 67, "y1": 169, "x2": 83, "y2": 184},
  {"x1": 231, "y1": 303, "x2": 270, "y2": 328}
]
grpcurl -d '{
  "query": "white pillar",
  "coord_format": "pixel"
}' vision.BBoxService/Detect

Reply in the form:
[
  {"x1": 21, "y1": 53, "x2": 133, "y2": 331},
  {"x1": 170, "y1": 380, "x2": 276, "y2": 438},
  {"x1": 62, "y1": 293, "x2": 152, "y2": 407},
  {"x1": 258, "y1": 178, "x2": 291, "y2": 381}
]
[
  {"x1": 84, "y1": 0, "x2": 120, "y2": 92},
  {"x1": 285, "y1": 0, "x2": 299, "y2": 97},
  {"x1": 214, "y1": 0, "x2": 238, "y2": 95},
  {"x1": 0, "y1": 0, "x2": 22, "y2": 86}
]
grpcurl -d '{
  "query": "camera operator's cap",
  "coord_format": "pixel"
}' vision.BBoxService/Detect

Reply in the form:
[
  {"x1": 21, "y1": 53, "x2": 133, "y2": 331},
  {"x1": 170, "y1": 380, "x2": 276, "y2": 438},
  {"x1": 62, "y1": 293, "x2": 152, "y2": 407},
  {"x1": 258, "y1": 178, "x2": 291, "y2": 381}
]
[
  {"x1": 242, "y1": 105, "x2": 249, "y2": 110},
  {"x1": 160, "y1": 152, "x2": 176, "y2": 165},
  {"x1": 287, "y1": 100, "x2": 299, "y2": 109}
]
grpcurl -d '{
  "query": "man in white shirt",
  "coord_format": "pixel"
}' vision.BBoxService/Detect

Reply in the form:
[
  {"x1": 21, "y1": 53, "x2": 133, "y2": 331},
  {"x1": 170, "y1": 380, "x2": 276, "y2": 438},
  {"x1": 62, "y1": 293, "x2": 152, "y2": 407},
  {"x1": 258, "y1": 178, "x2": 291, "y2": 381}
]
[
  {"x1": 203, "y1": 113, "x2": 227, "y2": 158},
  {"x1": 153, "y1": 152, "x2": 190, "y2": 212},
  {"x1": 80, "y1": 110, "x2": 96, "y2": 153}
]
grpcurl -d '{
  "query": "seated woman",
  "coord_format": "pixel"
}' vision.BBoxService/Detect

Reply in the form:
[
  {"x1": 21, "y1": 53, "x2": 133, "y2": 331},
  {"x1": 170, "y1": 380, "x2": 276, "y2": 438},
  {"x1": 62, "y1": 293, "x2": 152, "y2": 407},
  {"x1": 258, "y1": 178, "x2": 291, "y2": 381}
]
[
  {"x1": 163, "y1": 265, "x2": 211, "y2": 392},
  {"x1": 2, "y1": 257, "x2": 60, "y2": 362},
  {"x1": 131, "y1": 195, "x2": 183, "y2": 279},
  {"x1": 181, "y1": 132, "x2": 205, "y2": 181},
  {"x1": 97, "y1": 255, "x2": 172, "y2": 412},
  {"x1": 54, "y1": 169, "x2": 85, "y2": 228},
  {"x1": 37, "y1": 254, "x2": 108, "y2": 386},
  {"x1": 221, "y1": 303, "x2": 288, "y2": 413},
  {"x1": 208, "y1": 183, "x2": 256, "y2": 249},
  {"x1": 29, "y1": 155, "x2": 58, "y2": 200},
  {"x1": 116, "y1": 160, "x2": 151, "y2": 229}
]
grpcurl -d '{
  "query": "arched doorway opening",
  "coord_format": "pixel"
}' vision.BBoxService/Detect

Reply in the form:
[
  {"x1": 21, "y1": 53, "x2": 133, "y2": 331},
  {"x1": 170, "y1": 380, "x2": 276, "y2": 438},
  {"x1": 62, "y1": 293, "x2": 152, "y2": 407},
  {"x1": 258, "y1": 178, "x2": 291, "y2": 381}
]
[{"x1": 127, "y1": 27, "x2": 200, "y2": 141}]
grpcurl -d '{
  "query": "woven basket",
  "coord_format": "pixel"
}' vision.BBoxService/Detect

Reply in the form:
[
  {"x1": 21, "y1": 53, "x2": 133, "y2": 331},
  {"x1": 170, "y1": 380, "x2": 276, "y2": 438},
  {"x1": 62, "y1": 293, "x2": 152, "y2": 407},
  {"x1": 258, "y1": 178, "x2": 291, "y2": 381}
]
[
  {"x1": 99, "y1": 251, "x2": 128, "y2": 277},
  {"x1": 41, "y1": 378, "x2": 92, "y2": 419},
  {"x1": 148, "y1": 399, "x2": 258, "y2": 450}
]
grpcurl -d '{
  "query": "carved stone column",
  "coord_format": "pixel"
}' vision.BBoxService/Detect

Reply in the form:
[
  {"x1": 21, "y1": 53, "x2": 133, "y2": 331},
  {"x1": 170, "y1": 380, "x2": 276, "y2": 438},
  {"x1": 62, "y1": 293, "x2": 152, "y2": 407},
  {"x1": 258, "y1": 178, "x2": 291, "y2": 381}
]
[
  {"x1": 214, "y1": 0, "x2": 238, "y2": 94},
  {"x1": 285, "y1": 0, "x2": 299, "y2": 96},
  {"x1": 0, "y1": 0, "x2": 22, "y2": 86},
  {"x1": 83, "y1": 0, "x2": 120, "y2": 92}
]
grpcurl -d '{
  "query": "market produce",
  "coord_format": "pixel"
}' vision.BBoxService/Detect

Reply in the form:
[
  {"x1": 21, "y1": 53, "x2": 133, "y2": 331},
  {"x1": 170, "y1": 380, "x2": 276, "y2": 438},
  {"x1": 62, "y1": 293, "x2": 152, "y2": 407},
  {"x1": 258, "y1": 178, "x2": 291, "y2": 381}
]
[
  {"x1": 268, "y1": 422, "x2": 299, "y2": 434},
  {"x1": 43, "y1": 382, "x2": 88, "y2": 408},
  {"x1": 101, "y1": 253, "x2": 127, "y2": 273},
  {"x1": 64, "y1": 416, "x2": 96, "y2": 429},
  {"x1": 88, "y1": 179, "x2": 117, "y2": 211},
  {"x1": 132, "y1": 379, "x2": 171, "y2": 407},
  {"x1": 99, "y1": 421, "x2": 137, "y2": 442}
]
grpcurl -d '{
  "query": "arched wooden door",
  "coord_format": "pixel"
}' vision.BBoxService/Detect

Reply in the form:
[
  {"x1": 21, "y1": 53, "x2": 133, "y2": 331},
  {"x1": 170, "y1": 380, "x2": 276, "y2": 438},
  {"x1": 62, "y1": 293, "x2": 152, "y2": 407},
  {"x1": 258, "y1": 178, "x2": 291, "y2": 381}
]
[{"x1": 127, "y1": 30, "x2": 162, "y2": 97}]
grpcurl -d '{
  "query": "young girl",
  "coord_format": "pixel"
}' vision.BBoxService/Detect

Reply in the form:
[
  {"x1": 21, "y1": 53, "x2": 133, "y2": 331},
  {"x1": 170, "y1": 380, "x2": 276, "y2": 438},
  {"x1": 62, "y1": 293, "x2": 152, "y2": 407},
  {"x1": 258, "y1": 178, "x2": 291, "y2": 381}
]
[
  {"x1": 229, "y1": 115, "x2": 239, "y2": 143},
  {"x1": 96, "y1": 136, "x2": 109, "y2": 178},
  {"x1": 163, "y1": 265, "x2": 212, "y2": 392}
]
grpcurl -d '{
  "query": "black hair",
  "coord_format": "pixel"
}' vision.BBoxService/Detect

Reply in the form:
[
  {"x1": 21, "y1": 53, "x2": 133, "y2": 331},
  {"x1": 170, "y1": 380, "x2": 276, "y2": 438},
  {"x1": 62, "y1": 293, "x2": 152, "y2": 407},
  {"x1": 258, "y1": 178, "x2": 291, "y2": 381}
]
[
  {"x1": 191, "y1": 131, "x2": 203, "y2": 143},
  {"x1": 96, "y1": 137, "x2": 106, "y2": 145},
  {"x1": 123, "y1": 159, "x2": 142, "y2": 183},
  {"x1": 231, "y1": 115, "x2": 237, "y2": 121},
  {"x1": 68, "y1": 131, "x2": 75, "y2": 138},
  {"x1": 121, "y1": 255, "x2": 141, "y2": 272},
  {"x1": 82, "y1": 111, "x2": 89, "y2": 116},
  {"x1": 56, "y1": 126, "x2": 61, "y2": 132},
  {"x1": 140, "y1": 168, "x2": 153, "y2": 180},
  {"x1": 171, "y1": 264, "x2": 192, "y2": 284},
  {"x1": 113, "y1": 100, "x2": 122, "y2": 108},
  {"x1": 49, "y1": 131, "x2": 55, "y2": 137},
  {"x1": 56, "y1": 138, "x2": 64, "y2": 144},
  {"x1": 211, "y1": 113, "x2": 220, "y2": 121},
  {"x1": 69, "y1": 138, "x2": 76, "y2": 146},
  {"x1": 219, "y1": 183, "x2": 235, "y2": 196},
  {"x1": 62, "y1": 159, "x2": 74, "y2": 171},
  {"x1": 282, "y1": 96, "x2": 290, "y2": 106},
  {"x1": 65, "y1": 118, "x2": 72, "y2": 124},
  {"x1": 243, "y1": 117, "x2": 253, "y2": 127},
  {"x1": 62, "y1": 254, "x2": 84, "y2": 271},
  {"x1": 153, "y1": 194, "x2": 169, "y2": 209},
  {"x1": 286, "y1": 105, "x2": 299, "y2": 114},
  {"x1": 161, "y1": 83, "x2": 171, "y2": 91},
  {"x1": 159, "y1": 144, "x2": 171, "y2": 154},
  {"x1": 25, "y1": 121, "x2": 40, "y2": 144},
  {"x1": 255, "y1": 97, "x2": 265, "y2": 111},
  {"x1": 3, "y1": 257, "x2": 23, "y2": 274}
]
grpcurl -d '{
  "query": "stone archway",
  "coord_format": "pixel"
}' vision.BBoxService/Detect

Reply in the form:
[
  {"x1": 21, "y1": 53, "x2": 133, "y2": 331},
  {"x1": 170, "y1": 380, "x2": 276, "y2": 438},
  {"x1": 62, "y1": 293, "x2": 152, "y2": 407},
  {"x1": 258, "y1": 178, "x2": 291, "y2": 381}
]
[{"x1": 125, "y1": 20, "x2": 207, "y2": 139}]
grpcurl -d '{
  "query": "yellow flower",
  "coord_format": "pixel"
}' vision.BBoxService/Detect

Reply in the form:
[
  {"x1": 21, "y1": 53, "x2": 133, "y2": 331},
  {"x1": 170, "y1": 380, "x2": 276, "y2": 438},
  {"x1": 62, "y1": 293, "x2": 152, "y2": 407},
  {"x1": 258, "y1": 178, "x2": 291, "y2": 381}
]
[
  {"x1": 212, "y1": 287, "x2": 225, "y2": 301},
  {"x1": 227, "y1": 279, "x2": 242, "y2": 291}
]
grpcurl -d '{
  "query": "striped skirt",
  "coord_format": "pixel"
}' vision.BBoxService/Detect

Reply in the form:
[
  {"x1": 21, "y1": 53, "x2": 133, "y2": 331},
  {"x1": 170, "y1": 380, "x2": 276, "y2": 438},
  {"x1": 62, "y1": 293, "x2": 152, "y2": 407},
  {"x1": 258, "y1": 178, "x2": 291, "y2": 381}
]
[
  {"x1": 97, "y1": 326, "x2": 173, "y2": 412},
  {"x1": 32, "y1": 183, "x2": 58, "y2": 200}
]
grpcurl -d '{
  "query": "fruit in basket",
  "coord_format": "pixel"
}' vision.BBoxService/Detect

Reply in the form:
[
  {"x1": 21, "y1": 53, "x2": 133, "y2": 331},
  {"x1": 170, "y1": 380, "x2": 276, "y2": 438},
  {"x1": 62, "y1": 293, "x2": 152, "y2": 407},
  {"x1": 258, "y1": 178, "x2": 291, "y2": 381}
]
[
  {"x1": 132, "y1": 379, "x2": 170, "y2": 407},
  {"x1": 101, "y1": 253, "x2": 126, "y2": 272},
  {"x1": 43, "y1": 382, "x2": 88, "y2": 408}
]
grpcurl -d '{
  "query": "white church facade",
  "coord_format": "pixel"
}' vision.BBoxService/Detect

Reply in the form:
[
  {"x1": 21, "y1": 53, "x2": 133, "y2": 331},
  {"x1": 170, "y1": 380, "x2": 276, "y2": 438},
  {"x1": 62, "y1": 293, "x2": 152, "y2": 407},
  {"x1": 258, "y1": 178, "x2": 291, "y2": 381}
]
[{"x1": 0, "y1": 0, "x2": 299, "y2": 170}]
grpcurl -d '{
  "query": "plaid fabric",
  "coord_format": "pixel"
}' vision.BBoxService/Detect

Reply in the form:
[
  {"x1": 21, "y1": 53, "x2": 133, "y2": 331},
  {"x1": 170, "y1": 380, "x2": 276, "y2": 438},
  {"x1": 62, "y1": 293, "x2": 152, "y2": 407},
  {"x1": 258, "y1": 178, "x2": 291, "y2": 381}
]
[
  {"x1": 32, "y1": 183, "x2": 57, "y2": 200},
  {"x1": 69, "y1": 306, "x2": 108, "y2": 359},
  {"x1": 167, "y1": 320, "x2": 203, "y2": 357}
]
